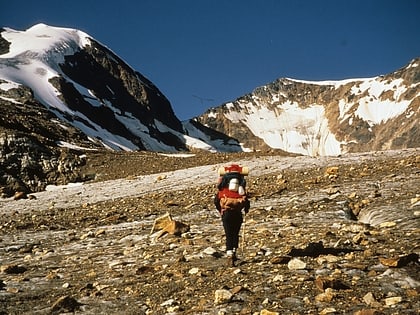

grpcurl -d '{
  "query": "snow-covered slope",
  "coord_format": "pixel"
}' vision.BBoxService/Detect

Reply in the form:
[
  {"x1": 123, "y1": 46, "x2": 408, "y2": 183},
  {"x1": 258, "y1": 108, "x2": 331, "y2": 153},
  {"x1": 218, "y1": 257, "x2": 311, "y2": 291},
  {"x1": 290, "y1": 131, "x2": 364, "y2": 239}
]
[
  {"x1": 0, "y1": 24, "x2": 186, "y2": 152},
  {"x1": 187, "y1": 59, "x2": 419, "y2": 156}
]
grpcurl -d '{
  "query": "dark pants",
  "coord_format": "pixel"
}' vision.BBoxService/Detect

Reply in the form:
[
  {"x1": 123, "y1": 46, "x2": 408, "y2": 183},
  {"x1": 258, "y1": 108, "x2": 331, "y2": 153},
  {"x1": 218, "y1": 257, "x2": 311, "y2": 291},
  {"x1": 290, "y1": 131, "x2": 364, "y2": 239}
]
[{"x1": 222, "y1": 210, "x2": 243, "y2": 251}]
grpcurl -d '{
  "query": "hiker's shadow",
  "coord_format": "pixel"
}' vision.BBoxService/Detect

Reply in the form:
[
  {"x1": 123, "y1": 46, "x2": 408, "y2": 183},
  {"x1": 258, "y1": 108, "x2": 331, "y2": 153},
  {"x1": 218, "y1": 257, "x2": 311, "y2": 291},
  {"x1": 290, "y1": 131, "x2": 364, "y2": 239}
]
[
  {"x1": 237, "y1": 241, "x2": 361, "y2": 266},
  {"x1": 287, "y1": 241, "x2": 360, "y2": 258}
]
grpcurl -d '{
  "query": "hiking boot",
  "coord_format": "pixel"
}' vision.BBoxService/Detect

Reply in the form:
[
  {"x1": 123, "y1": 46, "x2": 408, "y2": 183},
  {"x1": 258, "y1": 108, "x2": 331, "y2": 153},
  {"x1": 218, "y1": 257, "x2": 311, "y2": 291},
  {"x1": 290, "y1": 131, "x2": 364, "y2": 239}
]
[
  {"x1": 226, "y1": 255, "x2": 234, "y2": 267},
  {"x1": 226, "y1": 254, "x2": 237, "y2": 267}
]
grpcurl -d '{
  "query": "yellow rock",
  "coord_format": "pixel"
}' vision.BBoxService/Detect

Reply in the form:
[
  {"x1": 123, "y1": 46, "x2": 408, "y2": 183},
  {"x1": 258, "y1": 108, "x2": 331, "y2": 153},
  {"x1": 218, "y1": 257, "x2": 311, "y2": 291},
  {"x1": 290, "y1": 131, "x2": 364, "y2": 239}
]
[
  {"x1": 379, "y1": 221, "x2": 397, "y2": 228},
  {"x1": 384, "y1": 296, "x2": 402, "y2": 306},
  {"x1": 260, "y1": 310, "x2": 280, "y2": 315}
]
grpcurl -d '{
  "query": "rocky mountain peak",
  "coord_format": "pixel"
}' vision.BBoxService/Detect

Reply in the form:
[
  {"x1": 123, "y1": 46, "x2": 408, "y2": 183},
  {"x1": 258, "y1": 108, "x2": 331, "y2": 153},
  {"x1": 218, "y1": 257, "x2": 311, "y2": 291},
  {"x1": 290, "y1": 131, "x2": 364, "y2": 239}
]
[
  {"x1": 186, "y1": 57, "x2": 419, "y2": 155},
  {"x1": 0, "y1": 24, "x2": 186, "y2": 152}
]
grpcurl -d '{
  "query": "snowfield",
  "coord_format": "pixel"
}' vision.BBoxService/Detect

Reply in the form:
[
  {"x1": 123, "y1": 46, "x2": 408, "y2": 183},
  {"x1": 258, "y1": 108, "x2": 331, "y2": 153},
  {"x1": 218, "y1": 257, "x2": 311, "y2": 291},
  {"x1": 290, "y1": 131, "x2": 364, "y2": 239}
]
[{"x1": 1, "y1": 148, "x2": 417, "y2": 221}]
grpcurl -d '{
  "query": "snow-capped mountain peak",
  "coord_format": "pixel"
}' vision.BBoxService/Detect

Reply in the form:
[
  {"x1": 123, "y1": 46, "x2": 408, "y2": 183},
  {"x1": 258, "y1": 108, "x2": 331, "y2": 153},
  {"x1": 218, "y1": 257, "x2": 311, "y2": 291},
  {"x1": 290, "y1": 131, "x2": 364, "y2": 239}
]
[
  {"x1": 1, "y1": 24, "x2": 186, "y2": 152},
  {"x1": 2, "y1": 23, "x2": 90, "y2": 62}
]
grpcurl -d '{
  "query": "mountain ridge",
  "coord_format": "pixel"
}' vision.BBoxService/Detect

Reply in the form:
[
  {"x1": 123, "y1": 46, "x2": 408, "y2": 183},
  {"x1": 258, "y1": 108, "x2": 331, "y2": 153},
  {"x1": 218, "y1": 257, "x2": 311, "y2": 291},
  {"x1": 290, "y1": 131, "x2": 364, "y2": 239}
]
[{"x1": 186, "y1": 58, "x2": 419, "y2": 155}]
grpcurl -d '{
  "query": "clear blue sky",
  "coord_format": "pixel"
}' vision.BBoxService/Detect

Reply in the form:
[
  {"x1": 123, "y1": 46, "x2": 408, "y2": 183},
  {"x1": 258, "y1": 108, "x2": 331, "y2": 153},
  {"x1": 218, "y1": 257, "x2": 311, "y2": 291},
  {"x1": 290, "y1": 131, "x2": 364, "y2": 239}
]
[{"x1": 2, "y1": 0, "x2": 419, "y2": 120}]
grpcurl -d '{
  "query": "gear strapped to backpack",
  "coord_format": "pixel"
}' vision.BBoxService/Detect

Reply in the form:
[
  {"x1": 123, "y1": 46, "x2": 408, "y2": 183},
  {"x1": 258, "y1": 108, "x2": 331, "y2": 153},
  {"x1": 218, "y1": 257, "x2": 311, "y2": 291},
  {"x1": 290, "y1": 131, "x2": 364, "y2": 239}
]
[{"x1": 215, "y1": 164, "x2": 250, "y2": 213}]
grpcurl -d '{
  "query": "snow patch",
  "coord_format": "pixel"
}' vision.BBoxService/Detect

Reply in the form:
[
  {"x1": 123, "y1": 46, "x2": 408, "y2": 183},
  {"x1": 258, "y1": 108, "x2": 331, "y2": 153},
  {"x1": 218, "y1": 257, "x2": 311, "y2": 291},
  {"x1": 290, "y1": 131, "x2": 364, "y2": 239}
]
[
  {"x1": 288, "y1": 77, "x2": 371, "y2": 88},
  {"x1": 1, "y1": 24, "x2": 90, "y2": 60},
  {"x1": 0, "y1": 80, "x2": 21, "y2": 91},
  {"x1": 0, "y1": 96, "x2": 22, "y2": 104},
  {"x1": 56, "y1": 141, "x2": 98, "y2": 151},
  {"x1": 355, "y1": 99, "x2": 411, "y2": 126},
  {"x1": 225, "y1": 101, "x2": 343, "y2": 156}
]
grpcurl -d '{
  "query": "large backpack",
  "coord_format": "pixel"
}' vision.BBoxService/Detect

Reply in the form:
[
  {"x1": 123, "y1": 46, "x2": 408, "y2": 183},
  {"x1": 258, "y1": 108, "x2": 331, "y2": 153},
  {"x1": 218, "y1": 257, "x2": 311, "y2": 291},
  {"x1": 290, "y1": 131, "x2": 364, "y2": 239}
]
[
  {"x1": 217, "y1": 172, "x2": 246, "y2": 191},
  {"x1": 216, "y1": 164, "x2": 249, "y2": 211}
]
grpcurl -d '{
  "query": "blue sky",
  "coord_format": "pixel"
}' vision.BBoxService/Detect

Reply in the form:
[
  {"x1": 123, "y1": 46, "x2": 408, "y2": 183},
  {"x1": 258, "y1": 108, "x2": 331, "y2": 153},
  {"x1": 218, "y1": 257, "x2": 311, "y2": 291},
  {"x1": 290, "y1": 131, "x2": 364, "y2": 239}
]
[{"x1": 2, "y1": 0, "x2": 419, "y2": 120}]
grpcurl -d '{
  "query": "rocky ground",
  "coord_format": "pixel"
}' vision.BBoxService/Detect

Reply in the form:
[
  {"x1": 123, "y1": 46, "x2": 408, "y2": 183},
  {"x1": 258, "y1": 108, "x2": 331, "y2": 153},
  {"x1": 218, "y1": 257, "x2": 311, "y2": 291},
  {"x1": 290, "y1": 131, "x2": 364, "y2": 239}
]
[{"x1": 0, "y1": 149, "x2": 419, "y2": 315}]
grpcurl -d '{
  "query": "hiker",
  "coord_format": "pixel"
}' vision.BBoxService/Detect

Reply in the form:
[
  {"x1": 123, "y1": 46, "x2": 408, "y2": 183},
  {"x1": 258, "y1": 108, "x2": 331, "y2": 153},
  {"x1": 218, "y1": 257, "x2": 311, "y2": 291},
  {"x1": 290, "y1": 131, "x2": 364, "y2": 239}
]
[{"x1": 214, "y1": 164, "x2": 250, "y2": 266}]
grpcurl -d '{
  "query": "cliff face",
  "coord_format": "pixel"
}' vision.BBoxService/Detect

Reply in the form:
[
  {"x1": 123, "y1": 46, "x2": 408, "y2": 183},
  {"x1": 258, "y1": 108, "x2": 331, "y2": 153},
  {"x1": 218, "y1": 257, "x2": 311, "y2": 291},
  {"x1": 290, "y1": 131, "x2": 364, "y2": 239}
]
[
  {"x1": 188, "y1": 58, "x2": 419, "y2": 156},
  {"x1": 57, "y1": 38, "x2": 184, "y2": 148}
]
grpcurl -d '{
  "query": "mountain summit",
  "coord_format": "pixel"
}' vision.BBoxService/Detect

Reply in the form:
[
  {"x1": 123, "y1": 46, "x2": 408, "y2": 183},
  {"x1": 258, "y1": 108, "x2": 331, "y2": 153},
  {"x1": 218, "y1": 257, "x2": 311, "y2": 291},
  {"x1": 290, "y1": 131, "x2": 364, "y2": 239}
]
[
  {"x1": 0, "y1": 23, "x2": 189, "y2": 152},
  {"x1": 0, "y1": 24, "x2": 419, "y2": 196},
  {"x1": 0, "y1": 23, "x2": 200, "y2": 196}
]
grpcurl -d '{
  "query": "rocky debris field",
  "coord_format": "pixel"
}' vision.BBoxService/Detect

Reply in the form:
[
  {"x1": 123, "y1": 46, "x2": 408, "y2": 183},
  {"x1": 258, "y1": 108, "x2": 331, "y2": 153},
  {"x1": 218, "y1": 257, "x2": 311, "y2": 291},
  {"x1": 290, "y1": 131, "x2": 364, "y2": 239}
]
[{"x1": 0, "y1": 149, "x2": 419, "y2": 315}]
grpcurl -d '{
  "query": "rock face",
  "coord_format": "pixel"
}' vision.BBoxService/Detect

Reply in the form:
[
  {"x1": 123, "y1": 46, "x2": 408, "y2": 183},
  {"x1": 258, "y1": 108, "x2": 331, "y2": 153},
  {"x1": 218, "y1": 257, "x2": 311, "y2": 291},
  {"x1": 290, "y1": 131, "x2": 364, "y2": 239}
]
[
  {"x1": 0, "y1": 83, "x2": 96, "y2": 196},
  {"x1": 56, "y1": 37, "x2": 184, "y2": 148},
  {"x1": 187, "y1": 58, "x2": 420, "y2": 155}
]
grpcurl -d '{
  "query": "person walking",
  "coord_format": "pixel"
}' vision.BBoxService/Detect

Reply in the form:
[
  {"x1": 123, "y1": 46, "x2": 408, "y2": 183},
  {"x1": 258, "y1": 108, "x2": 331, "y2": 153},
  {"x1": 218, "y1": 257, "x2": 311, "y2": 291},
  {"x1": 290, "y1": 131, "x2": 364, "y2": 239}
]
[{"x1": 214, "y1": 164, "x2": 250, "y2": 266}]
